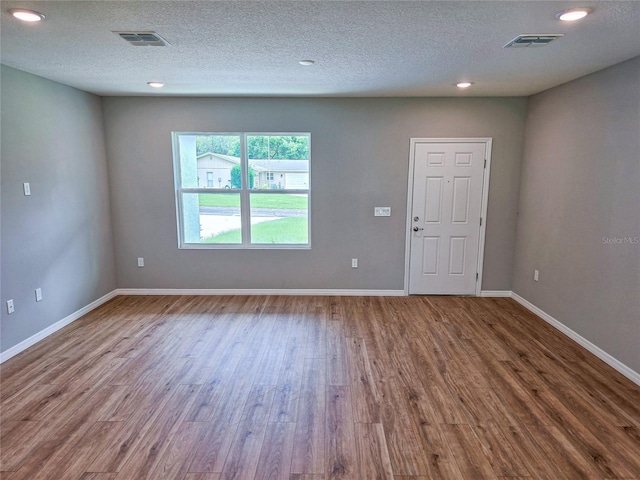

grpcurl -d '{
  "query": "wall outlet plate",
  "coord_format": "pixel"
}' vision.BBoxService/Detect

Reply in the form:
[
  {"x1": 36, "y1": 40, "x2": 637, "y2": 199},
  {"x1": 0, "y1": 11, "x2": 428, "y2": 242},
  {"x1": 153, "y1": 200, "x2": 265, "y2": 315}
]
[
  {"x1": 137, "y1": 257, "x2": 144, "y2": 267},
  {"x1": 23, "y1": 183, "x2": 31, "y2": 196},
  {"x1": 374, "y1": 207, "x2": 391, "y2": 217},
  {"x1": 352, "y1": 258, "x2": 358, "y2": 268}
]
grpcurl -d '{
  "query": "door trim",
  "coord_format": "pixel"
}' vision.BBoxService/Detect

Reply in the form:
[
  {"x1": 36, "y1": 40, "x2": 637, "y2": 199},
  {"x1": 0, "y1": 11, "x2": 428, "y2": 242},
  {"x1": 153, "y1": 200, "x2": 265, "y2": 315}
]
[{"x1": 404, "y1": 138, "x2": 492, "y2": 296}]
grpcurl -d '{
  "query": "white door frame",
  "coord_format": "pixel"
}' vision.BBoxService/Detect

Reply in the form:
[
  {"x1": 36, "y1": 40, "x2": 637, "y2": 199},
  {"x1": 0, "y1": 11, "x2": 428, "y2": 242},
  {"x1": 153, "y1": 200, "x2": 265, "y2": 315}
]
[{"x1": 404, "y1": 138, "x2": 492, "y2": 296}]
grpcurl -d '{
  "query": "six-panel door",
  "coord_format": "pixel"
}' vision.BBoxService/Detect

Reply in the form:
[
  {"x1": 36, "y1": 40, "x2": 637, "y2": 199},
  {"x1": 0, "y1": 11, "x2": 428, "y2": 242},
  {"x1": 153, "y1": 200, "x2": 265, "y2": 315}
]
[{"x1": 409, "y1": 141, "x2": 487, "y2": 294}]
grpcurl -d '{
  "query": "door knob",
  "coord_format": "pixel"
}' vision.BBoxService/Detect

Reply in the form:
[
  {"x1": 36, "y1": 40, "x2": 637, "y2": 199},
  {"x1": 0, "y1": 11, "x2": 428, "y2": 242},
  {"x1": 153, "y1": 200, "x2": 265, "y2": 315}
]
[{"x1": 413, "y1": 226, "x2": 424, "y2": 232}]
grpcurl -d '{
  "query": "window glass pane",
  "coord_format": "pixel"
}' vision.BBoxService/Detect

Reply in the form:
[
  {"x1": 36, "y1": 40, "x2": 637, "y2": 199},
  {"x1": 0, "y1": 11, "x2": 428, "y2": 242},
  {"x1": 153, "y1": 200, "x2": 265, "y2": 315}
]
[
  {"x1": 178, "y1": 134, "x2": 241, "y2": 189},
  {"x1": 249, "y1": 193, "x2": 308, "y2": 244},
  {"x1": 248, "y1": 135, "x2": 309, "y2": 191},
  {"x1": 174, "y1": 132, "x2": 310, "y2": 249},
  {"x1": 182, "y1": 193, "x2": 242, "y2": 244}
]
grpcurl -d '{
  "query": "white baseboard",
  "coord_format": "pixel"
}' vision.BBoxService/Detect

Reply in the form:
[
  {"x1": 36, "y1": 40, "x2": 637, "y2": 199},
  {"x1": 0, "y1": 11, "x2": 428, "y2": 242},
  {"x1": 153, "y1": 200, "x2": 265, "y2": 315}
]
[
  {"x1": 116, "y1": 288, "x2": 405, "y2": 297},
  {"x1": 511, "y1": 292, "x2": 640, "y2": 386},
  {"x1": 0, "y1": 290, "x2": 118, "y2": 363},
  {"x1": 479, "y1": 290, "x2": 512, "y2": 297}
]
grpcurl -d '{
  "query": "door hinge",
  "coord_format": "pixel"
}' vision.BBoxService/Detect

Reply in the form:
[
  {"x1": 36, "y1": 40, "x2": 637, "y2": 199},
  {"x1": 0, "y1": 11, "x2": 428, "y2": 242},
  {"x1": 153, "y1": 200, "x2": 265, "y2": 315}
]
[
  {"x1": 480, "y1": 217, "x2": 482, "y2": 226},
  {"x1": 484, "y1": 159, "x2": 487, "y2": 168},
  {"x1": 476, "y1": 272, "x2": 479, "y2": 281}
]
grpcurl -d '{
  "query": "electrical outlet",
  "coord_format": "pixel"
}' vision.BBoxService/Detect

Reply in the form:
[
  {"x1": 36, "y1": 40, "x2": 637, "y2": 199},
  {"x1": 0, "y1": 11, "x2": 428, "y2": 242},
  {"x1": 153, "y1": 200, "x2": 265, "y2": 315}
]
[
  {"x1": 6, "y1": 299, "x2": 15, "y2": 314},
  {"x1": 137, "y1": 257, "x2": 144, "y2": 267},
  {"x1": 374, "y1": 207, "x2": 391, "y2": 217},
  {"x1": 352, "y1": 258, "x2": 358, "y2": 268},
  {"x1": 35, "y1": 288, "x2": 43, "y2": 302},
  {"x1": 534, "y1": 270, "x2": 539, "y2": 282},
  {"x1": 23, "y1": 182, "x2": 31, "y2": 196}
]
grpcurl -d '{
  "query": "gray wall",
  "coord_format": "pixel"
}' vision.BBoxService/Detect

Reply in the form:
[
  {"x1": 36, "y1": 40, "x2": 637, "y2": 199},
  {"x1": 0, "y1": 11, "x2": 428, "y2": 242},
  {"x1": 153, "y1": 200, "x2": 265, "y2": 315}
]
[
  {"x1": 1, "y1": 66, "x2": 116, "y2": 353},
  {"x1": 513, "y1": 57, "x2": 640, "y2": 373},
  {"x1": 102, "y1": 96, "x2": 527, "y2": 291}
]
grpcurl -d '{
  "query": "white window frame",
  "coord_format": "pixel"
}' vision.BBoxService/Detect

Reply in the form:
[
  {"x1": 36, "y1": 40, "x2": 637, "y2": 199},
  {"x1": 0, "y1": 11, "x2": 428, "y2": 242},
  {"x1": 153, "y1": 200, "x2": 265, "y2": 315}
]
[{"x1": 172, "y1": 132, "x2": 311, "y2": 250}]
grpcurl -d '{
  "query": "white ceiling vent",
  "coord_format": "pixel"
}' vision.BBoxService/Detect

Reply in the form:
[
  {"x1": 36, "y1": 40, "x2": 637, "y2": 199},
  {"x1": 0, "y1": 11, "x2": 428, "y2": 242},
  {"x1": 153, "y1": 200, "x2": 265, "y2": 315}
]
[
  {"x1": 113, "y1": 31, "x2": 170, "y2": 47},
  {"x1": 504, "y1": 34, "x2": 564, "y2": 48}
]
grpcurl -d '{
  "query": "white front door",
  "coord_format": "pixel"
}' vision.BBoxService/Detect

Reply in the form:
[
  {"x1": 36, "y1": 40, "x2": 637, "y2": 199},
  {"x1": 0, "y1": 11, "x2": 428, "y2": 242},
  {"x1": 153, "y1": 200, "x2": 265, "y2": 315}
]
[{"x1": 408, "y1": 139, "x2": 490, "y2": 295}]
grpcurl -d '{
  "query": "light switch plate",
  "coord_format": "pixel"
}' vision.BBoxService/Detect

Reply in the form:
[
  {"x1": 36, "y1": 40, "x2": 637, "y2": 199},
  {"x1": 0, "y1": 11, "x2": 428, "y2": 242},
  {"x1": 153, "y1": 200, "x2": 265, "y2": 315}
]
[
  {"x1": 374, "y1": 207, "x2": 391, "y2": 217},
  {"x1": 6, "y1": 299, "x2": 14, "y2": 314},
  {"x1": 23, "y1": 183, "x2": 31, "y2": 196}
]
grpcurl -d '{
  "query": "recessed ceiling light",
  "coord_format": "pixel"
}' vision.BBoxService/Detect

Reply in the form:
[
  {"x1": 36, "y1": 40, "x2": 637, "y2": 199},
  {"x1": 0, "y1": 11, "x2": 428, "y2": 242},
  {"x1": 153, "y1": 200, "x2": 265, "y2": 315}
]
[
  {"x1": 147, "y1": 82, "x2": 164, "y2": 88},
  {"x1": 457, "y1": 82, "x2": 473, "y2": 89},
  {"x1": 9, "y1": 8, "x2": 45, "y2": 22},
  {"x1": 299, "y1": 60, "x2": 315, "y2": 66},
  {"x1": 556, "y1": 8, "x2": 591, "y2": 22}
]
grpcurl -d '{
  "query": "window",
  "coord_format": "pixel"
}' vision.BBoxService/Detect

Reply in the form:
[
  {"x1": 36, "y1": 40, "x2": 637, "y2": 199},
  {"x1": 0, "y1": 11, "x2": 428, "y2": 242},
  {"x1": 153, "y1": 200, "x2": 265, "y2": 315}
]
[{"x1": 172, "y1": 133, "x2": 310, "y2": 248}]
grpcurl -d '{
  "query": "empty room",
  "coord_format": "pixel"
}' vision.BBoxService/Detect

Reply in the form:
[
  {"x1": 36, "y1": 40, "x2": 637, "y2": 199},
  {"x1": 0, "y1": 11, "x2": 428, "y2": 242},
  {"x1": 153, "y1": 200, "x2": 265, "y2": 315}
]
[{"x1": 1, "y1": 1, "x2": 639, "y2": 479}]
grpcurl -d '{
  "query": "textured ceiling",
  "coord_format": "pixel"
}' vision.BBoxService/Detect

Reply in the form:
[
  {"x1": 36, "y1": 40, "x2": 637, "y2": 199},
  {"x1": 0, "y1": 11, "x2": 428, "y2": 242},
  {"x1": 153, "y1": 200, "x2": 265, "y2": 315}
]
[{"x1": 1, "y1": 1, "x2": 639, "y2": 97}]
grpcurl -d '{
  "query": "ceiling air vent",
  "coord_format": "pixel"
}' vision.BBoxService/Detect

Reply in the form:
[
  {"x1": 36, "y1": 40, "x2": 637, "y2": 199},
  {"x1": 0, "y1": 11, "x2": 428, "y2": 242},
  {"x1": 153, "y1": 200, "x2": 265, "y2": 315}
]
[
  {"x1": 113, "y1": 31, "x2": 170, "y2": 47},
  {"x1": 504, "y1": 34, "x2": 564, "y2": 48}
]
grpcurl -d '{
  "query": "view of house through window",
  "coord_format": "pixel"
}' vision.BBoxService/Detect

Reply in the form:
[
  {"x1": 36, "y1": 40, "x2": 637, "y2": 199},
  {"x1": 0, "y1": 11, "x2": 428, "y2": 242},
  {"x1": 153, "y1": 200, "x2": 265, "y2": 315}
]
[{"x1": 173, "y1": 133, "x2": 310, "y2": 248}]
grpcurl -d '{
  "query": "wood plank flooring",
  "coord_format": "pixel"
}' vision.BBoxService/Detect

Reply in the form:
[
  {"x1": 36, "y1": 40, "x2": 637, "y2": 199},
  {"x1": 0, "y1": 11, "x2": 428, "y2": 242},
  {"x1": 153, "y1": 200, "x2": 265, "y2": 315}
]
[{"x1": 1, "y1": 295, "x2": 639, "y2": 479}]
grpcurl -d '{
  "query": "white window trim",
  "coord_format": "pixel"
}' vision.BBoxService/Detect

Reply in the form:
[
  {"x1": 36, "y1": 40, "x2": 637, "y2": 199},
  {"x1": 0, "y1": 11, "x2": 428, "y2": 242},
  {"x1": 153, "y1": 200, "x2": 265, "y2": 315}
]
[{"x1": 172, "y1": 132, "x2": 311, "y2": 250}]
